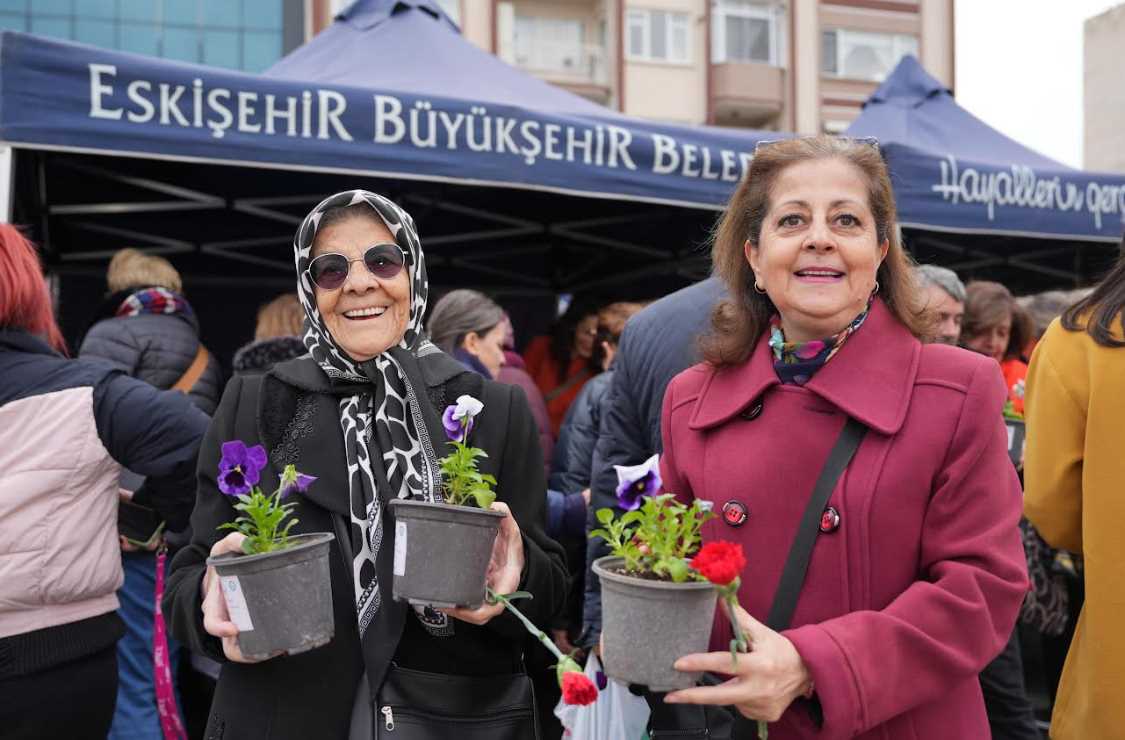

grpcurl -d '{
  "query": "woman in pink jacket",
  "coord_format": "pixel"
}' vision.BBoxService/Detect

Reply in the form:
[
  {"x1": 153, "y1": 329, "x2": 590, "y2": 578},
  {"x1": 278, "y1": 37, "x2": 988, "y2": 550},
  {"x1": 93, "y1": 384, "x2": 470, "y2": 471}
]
[{"x1": 657, "y1": 136, "x2": 1028, "y2": 739}]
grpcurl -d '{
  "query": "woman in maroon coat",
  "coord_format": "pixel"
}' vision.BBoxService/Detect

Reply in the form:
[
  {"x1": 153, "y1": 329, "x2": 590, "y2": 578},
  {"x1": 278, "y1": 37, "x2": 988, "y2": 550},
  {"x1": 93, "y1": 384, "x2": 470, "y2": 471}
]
[{"x1": 659, "y1": 136, "x2": 1028, "y2": 739}]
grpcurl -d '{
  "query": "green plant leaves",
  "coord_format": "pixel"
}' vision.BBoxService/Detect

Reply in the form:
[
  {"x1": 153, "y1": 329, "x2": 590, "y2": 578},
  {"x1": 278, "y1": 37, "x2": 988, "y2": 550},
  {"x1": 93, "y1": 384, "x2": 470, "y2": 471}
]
[
  {"x1": 588, "y1": 493, "x2": 715, "y2": 581},
  {"x1": 438, "y1": 438, "x2": 498, "y2": 509}
]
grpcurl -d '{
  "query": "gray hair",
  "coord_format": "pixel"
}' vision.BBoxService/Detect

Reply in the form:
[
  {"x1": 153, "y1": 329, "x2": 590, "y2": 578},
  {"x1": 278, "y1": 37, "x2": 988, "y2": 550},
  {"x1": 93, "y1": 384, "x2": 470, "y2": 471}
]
[
  {"x1": 915, "y1": 264, "x2": 966, "y2": 303},
  {"x1": 1019, "y1": 288, "x2": 1094, "y2": 338},
  {"x1": 426, "y1": 289, "x2": 505, "y2": 354}
]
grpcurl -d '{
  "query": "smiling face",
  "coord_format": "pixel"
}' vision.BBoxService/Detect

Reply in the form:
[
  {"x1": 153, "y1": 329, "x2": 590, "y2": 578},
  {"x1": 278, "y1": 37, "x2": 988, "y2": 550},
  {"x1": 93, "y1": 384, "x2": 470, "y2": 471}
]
[
  {"x1": 747, "y1": 157, "x2": 888, "y2": 343},
  {"x1": 312, "y1": 215, "x2": 411, "y2": 361}
]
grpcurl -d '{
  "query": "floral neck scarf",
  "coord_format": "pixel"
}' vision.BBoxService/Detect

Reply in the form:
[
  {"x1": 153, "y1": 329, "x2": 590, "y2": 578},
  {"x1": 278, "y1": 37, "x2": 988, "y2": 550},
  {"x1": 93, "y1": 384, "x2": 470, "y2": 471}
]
[
  {"x1": 116, "y1": 287, "x2": 193, "y2": 319},
  {"x1": 769, "y1": 304, "x2": 871, "y2": 386}
]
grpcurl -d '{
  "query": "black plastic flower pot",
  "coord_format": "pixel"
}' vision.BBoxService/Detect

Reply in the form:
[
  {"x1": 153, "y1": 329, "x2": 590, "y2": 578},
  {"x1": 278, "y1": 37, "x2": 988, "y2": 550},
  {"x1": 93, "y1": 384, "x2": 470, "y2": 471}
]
[
  {"x1": 388, "y1": 499, "x2": 505, "y2": 609},
  {"x1": 593, "y1": 555, "x2": 717, "y2": 691},
  {"x1": 206, "y1": 532, "x2": 335, "y2": 661}
]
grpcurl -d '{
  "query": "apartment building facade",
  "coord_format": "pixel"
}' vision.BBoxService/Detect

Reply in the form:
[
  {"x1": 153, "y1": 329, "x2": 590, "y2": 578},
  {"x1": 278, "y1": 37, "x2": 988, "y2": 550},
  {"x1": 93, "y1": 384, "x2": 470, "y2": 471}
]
[
  {"x1": 316, "y1": 0, "x2": 953, "y2": 135},
  {"x1": 1085, "y1": 3, "x2": 1125, "y2": 173}
]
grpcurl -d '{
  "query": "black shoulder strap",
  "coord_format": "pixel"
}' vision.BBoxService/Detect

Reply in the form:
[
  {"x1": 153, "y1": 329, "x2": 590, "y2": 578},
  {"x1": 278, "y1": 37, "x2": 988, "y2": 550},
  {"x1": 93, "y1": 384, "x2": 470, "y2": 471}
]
[{"x1": 766, "y1": 417, "x2": 867, "y2": 632}]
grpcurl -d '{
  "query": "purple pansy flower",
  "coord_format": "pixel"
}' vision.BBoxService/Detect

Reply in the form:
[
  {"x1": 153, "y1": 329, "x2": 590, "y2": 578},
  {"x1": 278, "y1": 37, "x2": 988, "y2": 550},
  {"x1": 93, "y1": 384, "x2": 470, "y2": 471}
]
[
  {"x1": 443, "y1": 405, "x2": 470, "y2": 443},
  {"x1": 217, "y1": 441, "x2": 267, "y2": 497},
  {"x1": 613, "y1": 454, "x2": 662, "y2": 511},
  {"x1": 279, "y1": 464, "x2": 317, "y2": 498},
  {"x1": 442, "y1": 395, "x2": 484, "y2": 443}
]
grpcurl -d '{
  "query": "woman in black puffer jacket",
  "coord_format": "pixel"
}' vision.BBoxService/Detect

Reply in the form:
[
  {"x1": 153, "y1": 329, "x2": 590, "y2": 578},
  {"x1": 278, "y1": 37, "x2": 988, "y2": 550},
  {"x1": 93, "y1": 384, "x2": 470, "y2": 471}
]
[{"x1": 80, "y1": 248, "x2": 222, "y2": 414}]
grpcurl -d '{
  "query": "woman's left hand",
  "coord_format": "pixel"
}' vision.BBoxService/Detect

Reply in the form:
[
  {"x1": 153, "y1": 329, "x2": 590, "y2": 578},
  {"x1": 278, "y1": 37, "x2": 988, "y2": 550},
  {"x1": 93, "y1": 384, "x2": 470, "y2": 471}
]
[
  {"x1": 442, "y1": 501, "x2": 525, "y2": 626},
  {"x1": 664, "y1": 604, "x2": 813, "y2": 723}
]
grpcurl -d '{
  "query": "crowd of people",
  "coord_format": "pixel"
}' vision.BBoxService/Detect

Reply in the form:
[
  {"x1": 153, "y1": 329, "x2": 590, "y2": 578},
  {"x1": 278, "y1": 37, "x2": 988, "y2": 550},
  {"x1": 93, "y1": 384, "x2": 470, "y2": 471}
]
[{"x1": 1, "y1": 134, "x2": 1122, "y2": 739}]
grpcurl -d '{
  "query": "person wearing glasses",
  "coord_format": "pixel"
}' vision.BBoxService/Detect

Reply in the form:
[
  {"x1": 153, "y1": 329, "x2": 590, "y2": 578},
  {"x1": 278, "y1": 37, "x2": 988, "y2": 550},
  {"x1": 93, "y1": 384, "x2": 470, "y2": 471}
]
[
  {"x1": 655, "y1": 136, "x2": 1028, "y2": 739},
  {"x1": 163, "y1": 191, "x2": 567, "y2": 740}
]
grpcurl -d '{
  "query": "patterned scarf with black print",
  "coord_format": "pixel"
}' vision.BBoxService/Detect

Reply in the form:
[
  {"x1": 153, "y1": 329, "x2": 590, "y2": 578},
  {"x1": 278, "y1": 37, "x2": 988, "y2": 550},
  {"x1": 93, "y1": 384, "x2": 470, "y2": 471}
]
[{"x1": 293, "y1": 190, "x2": 452, "y2": 679}]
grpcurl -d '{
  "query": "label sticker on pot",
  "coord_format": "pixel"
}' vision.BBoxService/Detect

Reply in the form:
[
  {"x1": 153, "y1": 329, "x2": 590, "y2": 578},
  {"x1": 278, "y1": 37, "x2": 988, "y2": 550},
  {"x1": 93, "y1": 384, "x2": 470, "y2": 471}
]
[
  {"x1": 394, "y1": 521, "x2": 407, "y2": 576},
  {"x1": 220, "y1": 575, "x2": 254, "y2": 632}
]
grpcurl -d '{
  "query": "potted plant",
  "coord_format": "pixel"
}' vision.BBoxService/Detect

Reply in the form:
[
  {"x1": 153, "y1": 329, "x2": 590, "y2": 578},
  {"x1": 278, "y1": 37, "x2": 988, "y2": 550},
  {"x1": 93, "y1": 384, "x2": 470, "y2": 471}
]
[
  {"x1": 388, "y1": 395, "x2": 505, "y2": 608},
  {"x1": 590, "y1": 454, "x2": 719, "y2": 691},
  {"x1": 205, "y1": 441, "x2": 336, "y2": 661},
  {"x1": 593, "y1": 457, "x2": 770, "y2": 738}
]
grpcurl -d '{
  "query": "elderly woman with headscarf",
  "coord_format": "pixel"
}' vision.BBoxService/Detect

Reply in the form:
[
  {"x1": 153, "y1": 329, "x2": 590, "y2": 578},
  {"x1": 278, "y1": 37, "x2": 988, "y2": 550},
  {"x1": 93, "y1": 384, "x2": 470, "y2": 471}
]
[{"x1": 163, "y1": 191, "x2": 567, "y2": 740}]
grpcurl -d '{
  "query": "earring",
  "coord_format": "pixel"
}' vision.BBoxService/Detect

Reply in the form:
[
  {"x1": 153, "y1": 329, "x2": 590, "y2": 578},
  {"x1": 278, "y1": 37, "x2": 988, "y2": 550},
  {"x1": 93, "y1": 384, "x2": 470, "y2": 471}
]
[
  {"x1": 754, "y1": 282, "x2": 767, "y2": 294},
  {"x1": 872, "y1": 281, "x2": 880, "y2": 295}
]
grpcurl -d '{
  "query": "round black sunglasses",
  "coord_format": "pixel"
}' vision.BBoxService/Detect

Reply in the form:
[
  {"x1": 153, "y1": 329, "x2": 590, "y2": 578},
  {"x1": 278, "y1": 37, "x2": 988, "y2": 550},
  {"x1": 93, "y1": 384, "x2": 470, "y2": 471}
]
[{"x1": 307, "y1": 243, "x2": 408, "y2": 291}]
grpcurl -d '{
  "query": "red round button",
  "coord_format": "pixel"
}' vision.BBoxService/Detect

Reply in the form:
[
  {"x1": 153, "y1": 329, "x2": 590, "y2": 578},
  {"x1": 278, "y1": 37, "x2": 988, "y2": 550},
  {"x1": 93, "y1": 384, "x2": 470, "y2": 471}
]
[
  {"x1": 819, "y1": 506, "x2": 841, "y2": 533},
  {"x1": 722, "y1": 500, "x2": 748, "y2": 527}
]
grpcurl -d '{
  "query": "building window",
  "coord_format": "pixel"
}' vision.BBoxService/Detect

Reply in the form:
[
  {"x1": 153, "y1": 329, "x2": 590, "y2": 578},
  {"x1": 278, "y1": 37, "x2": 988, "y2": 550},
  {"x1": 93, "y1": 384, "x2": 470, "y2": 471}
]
[
  {"x1": 514, "y1": 15, "x2": 584, "y2": 74},
  {"x1": 711, "y1": 0, "x2": 784, "y2": 66},
  {"x1": 0, "y1": 0, "x2": 289, "y2": 73},
  {"x1": 626, "y1": 8, "x2": 690, "y2": 64},
  {"x1": 821, "y1": 28, "x2": 918, "y2": 82}
]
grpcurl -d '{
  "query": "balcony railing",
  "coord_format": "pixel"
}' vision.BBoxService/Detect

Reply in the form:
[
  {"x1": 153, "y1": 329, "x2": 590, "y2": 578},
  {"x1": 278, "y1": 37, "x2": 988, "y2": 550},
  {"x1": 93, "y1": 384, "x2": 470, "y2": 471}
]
[{"x1": 513, "y1": 41, "x2": 609, "y2": 87}]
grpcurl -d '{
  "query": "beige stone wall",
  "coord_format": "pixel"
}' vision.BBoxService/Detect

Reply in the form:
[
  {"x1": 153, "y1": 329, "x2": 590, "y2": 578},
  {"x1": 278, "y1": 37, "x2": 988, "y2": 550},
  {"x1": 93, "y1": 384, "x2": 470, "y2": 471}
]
[
  {"x1": 919, "y1": 0, "x2": 953, "y2": 88},
  {"x1": 622, "y1": 0, "x2": 707, "y2": 124},
  {"x1": 339, "y1": 0, "x2": 954, "y2": 135},
  {"x1": 1085, "y1": 4, "x2": 1125, "y2": 172},
  {"x1": 460, "y1": 0, "x2": 493, "y2": 52},
  {"x1": 793, "y1": 0, "x2": 821, "y2": 133}
]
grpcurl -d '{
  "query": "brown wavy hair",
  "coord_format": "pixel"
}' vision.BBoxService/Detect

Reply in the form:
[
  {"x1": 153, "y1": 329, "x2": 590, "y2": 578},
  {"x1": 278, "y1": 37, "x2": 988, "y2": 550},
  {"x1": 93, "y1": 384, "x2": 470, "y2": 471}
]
[
  {"x1": 703, "y1": 135, "x2": 929, "y2": 366},
  {"x1": 963, "y1": 281, "x2": 1034, "y2": 361}
]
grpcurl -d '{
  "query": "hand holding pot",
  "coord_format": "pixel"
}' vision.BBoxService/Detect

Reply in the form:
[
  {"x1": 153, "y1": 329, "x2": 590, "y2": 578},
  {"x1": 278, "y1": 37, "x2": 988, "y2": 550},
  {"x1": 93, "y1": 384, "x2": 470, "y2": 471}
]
[
  {"x1": 443, "y1": 501, "x2": 525, "y2": 626},
  {"x1": 664, "y1": 603, "x2": 812, "y2": 723},
  {"x1": 202, "y1": 532, "x2": 273, "y2": 664}
]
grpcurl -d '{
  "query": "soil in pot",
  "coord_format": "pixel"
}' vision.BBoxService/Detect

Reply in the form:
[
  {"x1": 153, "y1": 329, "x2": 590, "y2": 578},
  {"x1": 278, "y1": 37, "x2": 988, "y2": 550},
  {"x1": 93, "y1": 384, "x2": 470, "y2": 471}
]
[
  {"x1": 593, "y1": 555, "x2": 717, "y2": 691},
  {"x1": 206, "y1": 532, "x2": 335, "y2": 661},
  {"x1": 388, "y1": 498, "x2": 504, "y2": 609}
]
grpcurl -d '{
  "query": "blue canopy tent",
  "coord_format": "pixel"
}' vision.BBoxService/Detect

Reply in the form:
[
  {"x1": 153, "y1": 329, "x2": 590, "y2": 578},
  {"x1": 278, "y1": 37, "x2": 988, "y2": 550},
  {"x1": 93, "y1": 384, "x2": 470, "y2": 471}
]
[
  {"x1": 847, "y1": 55, "x2": 1125, "y2": 288},
  {"x1": 0, "y1": 0, "x2": 790, "y2": 355},
  {"x1": 0, "y1": 0, "x2": 780, "y2": 309}
]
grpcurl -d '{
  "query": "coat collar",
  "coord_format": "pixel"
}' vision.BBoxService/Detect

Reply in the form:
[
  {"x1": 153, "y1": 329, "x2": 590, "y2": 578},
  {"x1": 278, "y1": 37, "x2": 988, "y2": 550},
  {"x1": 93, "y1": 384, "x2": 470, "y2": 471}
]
[
  {"x1": 0, "y1": 329, "x2": 56, "y2": 356},
  {"x1": 262, "y1": 349, "x2": 472, "y2": 517},
  {"x1": 269, "y1": 347, "x2": 468, "y2": 396},
  {"x1": 689, "y1": 299, "x2": 920, "y2": 435}
]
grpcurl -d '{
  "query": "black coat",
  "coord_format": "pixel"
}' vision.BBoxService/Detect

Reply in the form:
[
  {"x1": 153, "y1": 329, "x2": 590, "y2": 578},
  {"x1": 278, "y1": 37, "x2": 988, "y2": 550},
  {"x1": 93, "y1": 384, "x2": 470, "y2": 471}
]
[
  {"x1": 164, "y1": 352, "x2": 567, "y2": 740},
  {"x1": 550, "y1": 369, "x2": 613, "y2": 496}
]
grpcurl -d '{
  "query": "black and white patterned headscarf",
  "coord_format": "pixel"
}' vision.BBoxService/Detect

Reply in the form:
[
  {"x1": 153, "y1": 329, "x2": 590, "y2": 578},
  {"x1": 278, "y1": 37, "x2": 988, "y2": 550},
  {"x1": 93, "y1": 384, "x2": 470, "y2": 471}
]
[{"x1": 294, "y1": 190, "x2": 446, "y2": 644}]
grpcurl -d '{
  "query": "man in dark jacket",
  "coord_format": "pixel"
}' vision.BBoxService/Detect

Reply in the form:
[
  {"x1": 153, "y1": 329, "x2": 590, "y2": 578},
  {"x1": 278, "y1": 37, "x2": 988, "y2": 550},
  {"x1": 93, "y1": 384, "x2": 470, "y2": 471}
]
[{"x1": 580, "y1": 278, "x2": 725, "y2": 646}]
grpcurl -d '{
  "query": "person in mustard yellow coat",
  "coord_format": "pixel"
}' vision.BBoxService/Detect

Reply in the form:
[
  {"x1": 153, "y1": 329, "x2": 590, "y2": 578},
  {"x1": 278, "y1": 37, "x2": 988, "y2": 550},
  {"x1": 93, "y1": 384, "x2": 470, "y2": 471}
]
[{"x1": 1024, "y1": 242, "x2": 1125, "y2": 740}]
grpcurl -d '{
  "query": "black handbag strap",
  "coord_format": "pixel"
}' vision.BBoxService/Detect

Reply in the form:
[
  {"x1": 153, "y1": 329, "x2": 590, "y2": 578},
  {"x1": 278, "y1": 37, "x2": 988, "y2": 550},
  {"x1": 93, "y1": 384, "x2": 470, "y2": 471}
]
[{"x1": 765, "y1": 417, "x2": 867, "y2": 632}]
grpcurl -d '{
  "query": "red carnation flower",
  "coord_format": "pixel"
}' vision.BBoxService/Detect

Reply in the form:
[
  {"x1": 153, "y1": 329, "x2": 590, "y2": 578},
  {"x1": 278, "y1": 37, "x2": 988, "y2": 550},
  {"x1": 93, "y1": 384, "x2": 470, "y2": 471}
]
[
  {"x1": 560, "y1": 670, "x2": 598, "y2": 706},
  {"x1": 691, "y1": 541, "x2": 747, "y2": 586}
]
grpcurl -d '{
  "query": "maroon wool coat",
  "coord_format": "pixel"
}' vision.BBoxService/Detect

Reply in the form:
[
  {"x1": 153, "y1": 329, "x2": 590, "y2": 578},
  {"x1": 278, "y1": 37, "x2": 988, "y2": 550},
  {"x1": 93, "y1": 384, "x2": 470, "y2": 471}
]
[{"x1": 660, "y1": 299, "x2": 1028, "y2": 740}]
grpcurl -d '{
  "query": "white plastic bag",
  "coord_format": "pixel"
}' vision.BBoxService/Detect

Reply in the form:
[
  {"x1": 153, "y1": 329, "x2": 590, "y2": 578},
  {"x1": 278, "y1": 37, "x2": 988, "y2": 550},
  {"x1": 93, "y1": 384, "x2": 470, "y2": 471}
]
[{"x1": 555, "y1": 653, "x2": 650, "y2": 740}]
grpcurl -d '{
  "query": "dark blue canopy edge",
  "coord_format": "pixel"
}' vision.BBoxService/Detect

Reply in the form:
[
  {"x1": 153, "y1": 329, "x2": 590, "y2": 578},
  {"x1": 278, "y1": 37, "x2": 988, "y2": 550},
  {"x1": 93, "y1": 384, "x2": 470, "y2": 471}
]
[
  {"x1": 0, "y1": 7, "x2": 776, "y2": 212},
  {"x1": 848, "y1": 55, "x2": 1125, "y2": 243}
]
